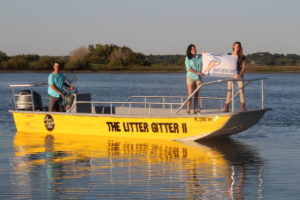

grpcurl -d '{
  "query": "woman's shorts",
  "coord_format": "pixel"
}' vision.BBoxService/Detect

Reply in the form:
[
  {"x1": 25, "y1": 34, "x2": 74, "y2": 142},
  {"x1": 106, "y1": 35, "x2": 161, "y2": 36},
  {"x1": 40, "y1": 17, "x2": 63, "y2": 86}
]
[{"x1": 186, "y1": 76, "x2": 202, "y2": 85}]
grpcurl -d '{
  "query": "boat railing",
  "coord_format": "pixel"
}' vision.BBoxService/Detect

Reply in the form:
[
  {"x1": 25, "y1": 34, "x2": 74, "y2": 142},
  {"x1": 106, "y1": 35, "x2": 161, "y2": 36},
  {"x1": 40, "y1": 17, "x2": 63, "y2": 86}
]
[
  {"x1": 120, "y1": 78, "x2": 267, "y2": 115},
  {"x1": 121, "y1": 96, "x2": 226, "y2": 112},
  {"x1": 69, "y1": 101, "x2": 184, "y2": 116},
  {"x1": 10, "y1": 78, "x2": 267, "y2": 116},
  {"x1": 174, "y1": 78, "x2": 267, "y2": 114},
  {"x1": 10, "y1": 82, "x2": 47, "y2": 111}
]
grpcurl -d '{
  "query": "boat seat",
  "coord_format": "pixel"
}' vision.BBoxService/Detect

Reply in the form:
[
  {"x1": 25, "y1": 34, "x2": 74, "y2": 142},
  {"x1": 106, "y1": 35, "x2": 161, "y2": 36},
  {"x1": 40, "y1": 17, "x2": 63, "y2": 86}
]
[{"x1": 68, "y1": 93, "x2": 92, "y2": 113}]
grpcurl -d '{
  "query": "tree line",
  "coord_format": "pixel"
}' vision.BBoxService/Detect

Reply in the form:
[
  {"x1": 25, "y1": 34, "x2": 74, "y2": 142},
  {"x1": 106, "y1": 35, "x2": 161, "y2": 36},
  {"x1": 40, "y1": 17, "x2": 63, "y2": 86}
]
[
  {"x1": 0, "y1": 44, "x2": 150, "y2": 71},
  {"x1": 0, "y1": 44, "x2": 299, "y2": 71},
  {"x1": 146, "y1": 52, "x2": 300, "y2": 66}
]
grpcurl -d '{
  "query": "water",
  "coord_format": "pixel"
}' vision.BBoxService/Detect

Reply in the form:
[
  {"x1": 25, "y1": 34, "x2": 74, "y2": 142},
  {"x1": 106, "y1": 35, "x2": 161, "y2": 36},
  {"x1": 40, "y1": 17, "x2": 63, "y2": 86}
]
[{"x1": 0, "y1": 73, "x2": 299, "y2": 199}]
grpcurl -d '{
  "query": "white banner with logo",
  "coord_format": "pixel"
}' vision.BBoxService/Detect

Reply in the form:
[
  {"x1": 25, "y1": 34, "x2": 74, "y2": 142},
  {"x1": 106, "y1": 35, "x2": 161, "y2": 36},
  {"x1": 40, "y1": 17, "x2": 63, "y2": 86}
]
[{"x1": 202, "y1": 53, "x2": 238, "y2": 77}]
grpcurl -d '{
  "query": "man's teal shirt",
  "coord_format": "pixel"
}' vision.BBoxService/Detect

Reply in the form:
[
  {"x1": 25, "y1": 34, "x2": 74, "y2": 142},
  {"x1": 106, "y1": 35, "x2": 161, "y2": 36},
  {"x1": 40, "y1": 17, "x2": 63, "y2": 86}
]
[{"x1": 48, "y1": 73, "x2": 64, "y2": 98}]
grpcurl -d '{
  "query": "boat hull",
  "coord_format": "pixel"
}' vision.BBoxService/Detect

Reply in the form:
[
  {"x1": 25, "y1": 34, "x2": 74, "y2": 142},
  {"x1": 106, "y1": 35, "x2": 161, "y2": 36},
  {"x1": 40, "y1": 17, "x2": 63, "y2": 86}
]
[{"x1": 11, "y1": 109, "x2": 270, "y2": 141}]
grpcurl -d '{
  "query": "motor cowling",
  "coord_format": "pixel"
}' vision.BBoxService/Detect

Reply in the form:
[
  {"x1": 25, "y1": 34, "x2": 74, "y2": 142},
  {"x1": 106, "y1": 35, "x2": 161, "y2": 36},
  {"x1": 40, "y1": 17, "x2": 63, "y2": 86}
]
[{"x1": 15, "y1": 90, "x2": 43, "y2": 111}]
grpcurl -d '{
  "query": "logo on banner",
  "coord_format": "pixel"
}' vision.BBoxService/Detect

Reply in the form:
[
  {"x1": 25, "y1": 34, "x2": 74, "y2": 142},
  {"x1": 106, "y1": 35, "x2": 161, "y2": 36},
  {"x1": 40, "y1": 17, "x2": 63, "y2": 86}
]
[{"x1": 202, "y1": 53, "x2": 238, "y2": 77}]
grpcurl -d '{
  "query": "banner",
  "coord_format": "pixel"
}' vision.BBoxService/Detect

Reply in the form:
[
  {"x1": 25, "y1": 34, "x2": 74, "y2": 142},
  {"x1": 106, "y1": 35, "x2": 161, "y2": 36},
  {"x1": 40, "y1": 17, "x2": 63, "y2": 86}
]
[{"x1": 202, "y1": 53, "x2": 238, "y2": 77}]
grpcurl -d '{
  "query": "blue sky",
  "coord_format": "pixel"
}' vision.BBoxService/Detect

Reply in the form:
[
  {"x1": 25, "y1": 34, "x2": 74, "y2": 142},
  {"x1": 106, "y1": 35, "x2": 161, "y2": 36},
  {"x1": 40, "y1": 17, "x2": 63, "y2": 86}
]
[{"x1": 0, "y1": 0, "x2": 299, "y2": 56}]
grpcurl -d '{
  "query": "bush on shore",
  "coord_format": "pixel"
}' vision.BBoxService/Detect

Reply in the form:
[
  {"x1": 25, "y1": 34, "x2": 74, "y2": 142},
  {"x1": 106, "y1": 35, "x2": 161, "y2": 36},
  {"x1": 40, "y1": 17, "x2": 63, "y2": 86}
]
[{"x1": 0, "y1": 47, "x2": 299, "y2": 72}]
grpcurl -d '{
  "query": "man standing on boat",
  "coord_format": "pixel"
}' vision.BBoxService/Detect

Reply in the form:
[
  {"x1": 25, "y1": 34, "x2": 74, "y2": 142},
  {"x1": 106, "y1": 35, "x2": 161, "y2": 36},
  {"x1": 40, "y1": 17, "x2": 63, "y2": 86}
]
[{"x1": 48, "y1": 62, "x2": 74, "y2": 112}]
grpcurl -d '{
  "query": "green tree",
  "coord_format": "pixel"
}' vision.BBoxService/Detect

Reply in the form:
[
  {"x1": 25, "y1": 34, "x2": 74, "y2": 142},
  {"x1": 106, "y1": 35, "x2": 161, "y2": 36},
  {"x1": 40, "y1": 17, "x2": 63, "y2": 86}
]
[
  {"x1": 65, "y1": 58, "x2": 89, "y2": 70},
  {"x1": 0, "y1": 51, "x2": 9, "y2": 69},
  {"x1": 2, "y1": 54, "x2": 39, "y2": 70},
  {"x1": 0, "y1": 51, "x2": 9, "y2": 61},
  {"x1": 65, "y1": 46, "x2": 90, "y2": 70},
  {"x1": 29, "y1": 56, "x2": 55, "y2": 70},
  {"x1": 86, "y1": 44, "x2": 149, "y2": 68}
]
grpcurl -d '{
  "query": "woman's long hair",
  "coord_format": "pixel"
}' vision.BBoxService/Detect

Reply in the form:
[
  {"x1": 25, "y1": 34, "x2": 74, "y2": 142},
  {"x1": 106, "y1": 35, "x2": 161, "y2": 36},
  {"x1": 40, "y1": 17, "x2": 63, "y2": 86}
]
[
  {"x1": 232, "y1": 41, "x2": 243, "y2": 61},
  {"x1": 186, "y1": 44, "x2": 195, "y2": 59}
]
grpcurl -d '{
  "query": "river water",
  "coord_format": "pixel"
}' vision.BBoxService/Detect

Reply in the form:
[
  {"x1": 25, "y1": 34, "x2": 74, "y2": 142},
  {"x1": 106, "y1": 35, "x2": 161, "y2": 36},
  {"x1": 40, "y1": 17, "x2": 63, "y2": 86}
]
[{"x1": 0, "y1": 73, "x2": 299, "y2": 199}]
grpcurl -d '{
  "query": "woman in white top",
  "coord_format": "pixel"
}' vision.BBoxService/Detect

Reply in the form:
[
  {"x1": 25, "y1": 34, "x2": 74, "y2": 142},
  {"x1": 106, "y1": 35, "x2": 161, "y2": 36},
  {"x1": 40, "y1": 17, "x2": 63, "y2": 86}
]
[{"x1": 224, "y1": 41, "x2": 246, "y2": 112}]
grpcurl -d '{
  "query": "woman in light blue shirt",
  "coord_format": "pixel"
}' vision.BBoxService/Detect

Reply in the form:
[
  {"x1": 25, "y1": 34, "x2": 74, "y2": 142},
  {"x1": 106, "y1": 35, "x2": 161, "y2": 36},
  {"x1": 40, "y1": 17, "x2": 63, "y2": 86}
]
[{"x1": 185, "y1": 44, "x2": 204, "y2": 114}]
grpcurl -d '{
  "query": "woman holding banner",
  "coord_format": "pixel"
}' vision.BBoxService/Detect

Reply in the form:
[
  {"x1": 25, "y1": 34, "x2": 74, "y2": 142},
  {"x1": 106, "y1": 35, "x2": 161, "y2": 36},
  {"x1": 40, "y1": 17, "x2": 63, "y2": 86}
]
[
  {"x1": 224, "y1": 41, "x2": 246, "y2": 112},
  {"x1": 185, "y1": 44, "x2": 204, "y2": 114}
]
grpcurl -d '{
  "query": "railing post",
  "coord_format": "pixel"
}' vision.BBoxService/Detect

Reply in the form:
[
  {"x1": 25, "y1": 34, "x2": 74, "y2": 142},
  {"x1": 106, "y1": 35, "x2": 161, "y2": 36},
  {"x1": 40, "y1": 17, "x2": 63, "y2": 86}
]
[
  {"x1": 144, "y1": 97, "x2": 147, "y2": 108},
  {"x1": 261, "y1": 79, "x2": 264, "y2": 109},
  {"x1": 231, "y1": 82, "x2": 234, "y2": 112},
  {"x1": 12, "y1": 88, "x2": 16, "y2": 110},
  {"x1": 30, "y1": 87, "x2": 35, "y2": 111},
  {"x1": 129, "y1": 103, "x2": 131, "y2": 115},
  {"x1": 221, "y1": 99, "x2": 223, "y2": 111},
  {"x1": 110, "y1": 103, "x2": 112, "y2": 115},
  {"x1": 163, "y1": 97, "x2": 165, "y2": 109},
  {"x1": 148, "y1": 104, "x2": 151, "y2": 116},
  {"x1": 200, "y1": 98, "x2": 202, "y2": 110}
]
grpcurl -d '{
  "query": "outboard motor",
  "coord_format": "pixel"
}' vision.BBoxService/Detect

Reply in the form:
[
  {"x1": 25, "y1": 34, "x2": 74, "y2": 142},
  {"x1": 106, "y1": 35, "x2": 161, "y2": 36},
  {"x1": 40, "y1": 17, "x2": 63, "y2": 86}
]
[{"x1": 15, "y1": 90, "x2": 43, "y2": 111}]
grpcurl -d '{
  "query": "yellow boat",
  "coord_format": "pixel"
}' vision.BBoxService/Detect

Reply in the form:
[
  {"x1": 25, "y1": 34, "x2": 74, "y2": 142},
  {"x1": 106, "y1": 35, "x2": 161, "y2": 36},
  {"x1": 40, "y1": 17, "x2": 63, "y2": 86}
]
[{"x1": 9, "y1": 78, "x2": 270, "y2": 141}]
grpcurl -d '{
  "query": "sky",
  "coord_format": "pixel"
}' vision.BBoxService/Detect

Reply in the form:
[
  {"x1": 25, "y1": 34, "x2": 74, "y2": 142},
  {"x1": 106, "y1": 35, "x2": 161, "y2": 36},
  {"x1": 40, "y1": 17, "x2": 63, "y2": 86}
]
[{"x1": 0, "y1": 0, "x2": 299, "y2": 56}]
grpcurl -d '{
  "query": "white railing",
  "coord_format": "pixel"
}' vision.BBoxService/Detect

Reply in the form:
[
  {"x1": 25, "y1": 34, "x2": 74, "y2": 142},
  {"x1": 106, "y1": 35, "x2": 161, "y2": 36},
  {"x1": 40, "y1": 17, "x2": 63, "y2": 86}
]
[
  {"x1": 175, "y1": 78, "x2": 267, "y2": 114},
  {"x1": 122, "y1": 96, "x2": 226, "y2": 109},
  {"x1": 10, "y1": 82, "x2": 47, "y2": 111},
  {"x1": 69, "y1": 101, "x2": 183, "y2": 115},
  {"x1": 10, "y1": 78, "x2": 267, "y2": 115}
]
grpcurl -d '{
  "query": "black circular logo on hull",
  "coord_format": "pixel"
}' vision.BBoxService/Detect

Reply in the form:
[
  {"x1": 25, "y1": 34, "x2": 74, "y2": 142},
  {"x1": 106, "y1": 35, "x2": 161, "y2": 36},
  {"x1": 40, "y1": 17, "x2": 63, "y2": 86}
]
[{"x1": 44, "y1": 115, "x2": 55, "y2": 131}]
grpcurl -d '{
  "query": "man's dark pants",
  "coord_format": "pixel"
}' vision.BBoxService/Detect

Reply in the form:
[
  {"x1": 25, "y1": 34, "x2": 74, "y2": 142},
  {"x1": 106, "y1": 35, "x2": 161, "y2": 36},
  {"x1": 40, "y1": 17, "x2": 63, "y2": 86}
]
[{"x1": 49, "y1": 95, "x2": 63, "y2": 112}]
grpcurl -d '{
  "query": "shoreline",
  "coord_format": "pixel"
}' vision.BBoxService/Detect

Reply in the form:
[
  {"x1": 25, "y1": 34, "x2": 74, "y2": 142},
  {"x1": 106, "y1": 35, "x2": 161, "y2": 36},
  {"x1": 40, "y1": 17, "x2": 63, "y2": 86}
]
[{"x1": 1, "y1": 65, "x2": 300, "y2": 74}]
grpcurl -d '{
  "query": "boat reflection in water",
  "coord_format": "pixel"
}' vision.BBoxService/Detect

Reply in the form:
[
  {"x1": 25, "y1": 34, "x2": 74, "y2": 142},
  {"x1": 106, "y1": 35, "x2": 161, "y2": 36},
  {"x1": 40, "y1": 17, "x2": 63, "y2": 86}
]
[{"x1": 12, "y1": 132, "x2": 265, "y2": 199}]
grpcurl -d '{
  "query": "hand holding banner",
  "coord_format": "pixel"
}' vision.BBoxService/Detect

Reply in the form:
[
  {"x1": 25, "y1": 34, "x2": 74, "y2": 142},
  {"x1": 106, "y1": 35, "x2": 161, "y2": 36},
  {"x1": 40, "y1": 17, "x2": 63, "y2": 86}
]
[{"x1": 202, "y1": 53, "x2": 238, "y2": 77}]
